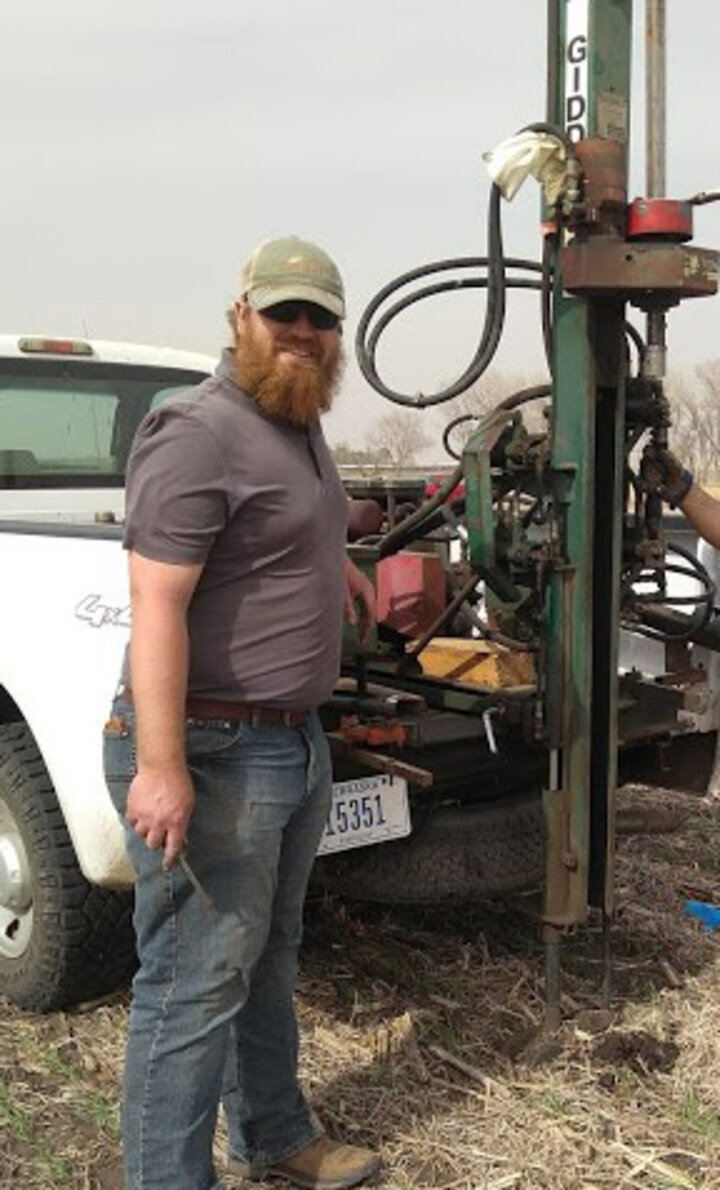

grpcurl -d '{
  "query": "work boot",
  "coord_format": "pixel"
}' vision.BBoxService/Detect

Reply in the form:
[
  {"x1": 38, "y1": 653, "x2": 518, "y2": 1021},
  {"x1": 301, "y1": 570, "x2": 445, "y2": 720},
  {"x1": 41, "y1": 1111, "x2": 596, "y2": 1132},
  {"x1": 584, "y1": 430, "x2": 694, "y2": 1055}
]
[{"x1": 229, "y1": 1136, "x2": 382, "y2": 1188}]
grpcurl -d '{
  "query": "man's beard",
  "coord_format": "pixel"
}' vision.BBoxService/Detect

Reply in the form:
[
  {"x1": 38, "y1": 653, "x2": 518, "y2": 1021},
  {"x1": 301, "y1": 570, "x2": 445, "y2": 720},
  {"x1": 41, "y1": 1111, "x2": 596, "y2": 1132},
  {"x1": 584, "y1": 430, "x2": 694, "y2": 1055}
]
[{"x1": 234, "y1": 323, "x2": 344, "y2": 426}]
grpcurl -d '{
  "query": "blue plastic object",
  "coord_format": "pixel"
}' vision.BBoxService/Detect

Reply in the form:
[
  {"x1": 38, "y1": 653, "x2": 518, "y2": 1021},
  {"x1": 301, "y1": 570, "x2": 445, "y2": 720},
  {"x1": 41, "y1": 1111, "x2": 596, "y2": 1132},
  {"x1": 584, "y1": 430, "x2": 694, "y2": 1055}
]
[{"x1": 683, "y1": 900, "x2": 720, "y2": 931}]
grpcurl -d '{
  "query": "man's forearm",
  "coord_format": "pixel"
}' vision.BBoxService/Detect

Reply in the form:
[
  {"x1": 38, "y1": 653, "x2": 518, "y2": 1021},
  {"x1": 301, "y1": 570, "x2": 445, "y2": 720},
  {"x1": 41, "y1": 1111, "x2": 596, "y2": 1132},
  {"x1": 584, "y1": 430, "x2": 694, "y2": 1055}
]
[
  {"x1": 124, "y1": 553, "x2": 202, "y2": 865},
  {"x1": 680, "y1": 484, "x2": 720, "y2": 551},
  {"x1": 130, "y1": 595, "x2": 190, "y2": 774}
]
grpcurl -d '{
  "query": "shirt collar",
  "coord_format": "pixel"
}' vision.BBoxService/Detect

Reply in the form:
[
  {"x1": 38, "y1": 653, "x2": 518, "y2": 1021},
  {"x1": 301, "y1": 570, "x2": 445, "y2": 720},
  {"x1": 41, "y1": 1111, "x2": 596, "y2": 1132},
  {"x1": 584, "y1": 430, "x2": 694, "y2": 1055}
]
[{"x1": 215, "y1": 348, "x2": 236, "y2": 384}]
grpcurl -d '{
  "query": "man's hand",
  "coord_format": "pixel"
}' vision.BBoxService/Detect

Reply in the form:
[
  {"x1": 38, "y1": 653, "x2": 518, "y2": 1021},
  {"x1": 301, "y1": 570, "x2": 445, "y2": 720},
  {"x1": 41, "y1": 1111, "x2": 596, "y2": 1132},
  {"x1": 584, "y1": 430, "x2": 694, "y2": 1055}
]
[
  {"x1": 126, "y1": 766, "x2": 196, "y2": 870},
  {"x1": 344, "y1": 557, "x2": 376, "y2": 642},
  {"x1": 640, "y1": 446, "x2": 694, "y2": 507}
]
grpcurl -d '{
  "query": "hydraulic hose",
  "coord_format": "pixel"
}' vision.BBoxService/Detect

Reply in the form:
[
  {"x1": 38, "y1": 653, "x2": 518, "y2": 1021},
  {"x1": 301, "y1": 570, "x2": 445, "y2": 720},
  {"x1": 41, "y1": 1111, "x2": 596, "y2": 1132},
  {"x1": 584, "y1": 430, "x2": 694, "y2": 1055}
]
[
  {"x1": 355, "y1": 185, "x2": 508, "y2": 408},
  {"x1": 373, "y1": 383, "x2": 553, "y2": 560},
  {"x1": 624, "y1": 320, "x2": 646, "y2": 369},
  {"x1": 377, "y1": 462, "x2": 464, "y2": 558},
  {"x1": 541, "y1": 234, "x2": 554, "y2": 371},
  {"x1": 441, "y1": 383, "x2": 552, "y2": 461},
  {"x1": 627, "y1": 542, "x2": 716, "y2": 641},
  {"x1": 355, "y1": 122, "x2": 575, "y2": 410}
]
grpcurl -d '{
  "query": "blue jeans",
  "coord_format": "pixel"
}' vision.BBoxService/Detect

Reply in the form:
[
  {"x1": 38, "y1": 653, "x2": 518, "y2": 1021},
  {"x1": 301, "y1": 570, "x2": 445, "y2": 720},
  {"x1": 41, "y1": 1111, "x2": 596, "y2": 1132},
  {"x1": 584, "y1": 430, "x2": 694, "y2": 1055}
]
[{"x1": 103, "y1": 697, "x2": 332, "y2": 1190}]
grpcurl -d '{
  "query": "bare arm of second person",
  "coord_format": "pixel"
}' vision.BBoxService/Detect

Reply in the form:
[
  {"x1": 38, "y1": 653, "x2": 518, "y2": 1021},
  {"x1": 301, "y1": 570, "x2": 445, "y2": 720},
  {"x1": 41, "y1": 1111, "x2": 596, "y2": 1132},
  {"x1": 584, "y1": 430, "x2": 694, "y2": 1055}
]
[
  {"x1": 642, "y1": 447, "x2": 720, "y2": 551},
  {"x1": 126, "y1": 550, "x2": 204, "y2": 869},
  {"x1": 680, "y1": 484, "x2": 720, "y2": 551}
]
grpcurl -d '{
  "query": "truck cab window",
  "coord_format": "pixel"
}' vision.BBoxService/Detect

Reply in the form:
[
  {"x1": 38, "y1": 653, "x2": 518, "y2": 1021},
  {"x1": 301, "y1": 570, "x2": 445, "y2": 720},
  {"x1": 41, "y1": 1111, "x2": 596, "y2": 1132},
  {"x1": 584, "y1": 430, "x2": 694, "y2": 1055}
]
[{"x1": 0, "y1": 363, "x2": 206, "y2": 488}]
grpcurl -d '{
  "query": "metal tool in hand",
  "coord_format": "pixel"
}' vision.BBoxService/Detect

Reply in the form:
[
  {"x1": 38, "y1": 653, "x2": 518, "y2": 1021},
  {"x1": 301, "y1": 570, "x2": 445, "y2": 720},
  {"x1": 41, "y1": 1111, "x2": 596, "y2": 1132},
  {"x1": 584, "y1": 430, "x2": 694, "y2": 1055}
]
[{"x1": 176, "y1": 846, "x2": 216, "y2": 914}]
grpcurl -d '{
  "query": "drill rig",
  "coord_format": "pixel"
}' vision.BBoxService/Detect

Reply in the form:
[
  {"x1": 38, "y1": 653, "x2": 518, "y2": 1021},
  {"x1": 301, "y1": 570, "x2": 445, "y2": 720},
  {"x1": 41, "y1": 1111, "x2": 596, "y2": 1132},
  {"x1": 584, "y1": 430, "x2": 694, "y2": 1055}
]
[{"x1": 322, "y1": 0, "x2": 719, "y2": 1025}]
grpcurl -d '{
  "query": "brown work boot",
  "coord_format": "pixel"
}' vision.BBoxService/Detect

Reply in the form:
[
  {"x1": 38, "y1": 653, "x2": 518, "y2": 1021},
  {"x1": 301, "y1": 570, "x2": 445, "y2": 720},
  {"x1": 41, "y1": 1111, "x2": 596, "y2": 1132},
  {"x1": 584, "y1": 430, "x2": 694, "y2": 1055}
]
[{"x1": 230, "y1": 1136, "x2": 382, "y2": 1188}]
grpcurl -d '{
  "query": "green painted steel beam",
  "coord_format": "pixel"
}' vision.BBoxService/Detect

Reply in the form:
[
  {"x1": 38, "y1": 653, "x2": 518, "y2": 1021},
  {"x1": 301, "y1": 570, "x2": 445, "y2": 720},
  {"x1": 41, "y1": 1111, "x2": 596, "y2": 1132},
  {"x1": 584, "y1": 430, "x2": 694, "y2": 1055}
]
[{"x1": 544, "y1": 0, "x2": 632, "y2": 928}]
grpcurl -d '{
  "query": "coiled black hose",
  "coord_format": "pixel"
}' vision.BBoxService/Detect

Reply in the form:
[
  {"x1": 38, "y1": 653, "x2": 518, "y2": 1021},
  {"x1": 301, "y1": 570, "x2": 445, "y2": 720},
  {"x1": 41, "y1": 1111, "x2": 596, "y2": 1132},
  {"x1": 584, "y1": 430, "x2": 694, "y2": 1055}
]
[
  {"x1": 356, "y1": 187, "x2": 508, "y2": 408},
  {"x1": 441, "y1": 383, "x2": 552, "y2": 461},
  {"x1": 355, "y1": 123, "x2": 575, "y2": 410},
  {"x1": 627, "y1": 542, "x2": 716, "y2": 641}
]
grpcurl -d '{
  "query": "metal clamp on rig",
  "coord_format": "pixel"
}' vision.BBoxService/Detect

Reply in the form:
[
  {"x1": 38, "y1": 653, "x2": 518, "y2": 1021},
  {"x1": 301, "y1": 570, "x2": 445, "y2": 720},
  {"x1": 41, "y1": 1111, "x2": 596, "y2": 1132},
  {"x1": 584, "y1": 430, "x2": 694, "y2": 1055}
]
[{"x1": 559, "y1": 142, "x2": 718, "y2": 370}]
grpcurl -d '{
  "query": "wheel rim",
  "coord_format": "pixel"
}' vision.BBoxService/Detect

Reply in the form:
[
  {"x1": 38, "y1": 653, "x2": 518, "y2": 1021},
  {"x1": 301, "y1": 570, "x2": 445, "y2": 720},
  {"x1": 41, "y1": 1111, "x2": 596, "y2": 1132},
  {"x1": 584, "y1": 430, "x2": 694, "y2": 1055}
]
[{"x1": 0, "y1": 797, "x2": 33, "y2": 959}]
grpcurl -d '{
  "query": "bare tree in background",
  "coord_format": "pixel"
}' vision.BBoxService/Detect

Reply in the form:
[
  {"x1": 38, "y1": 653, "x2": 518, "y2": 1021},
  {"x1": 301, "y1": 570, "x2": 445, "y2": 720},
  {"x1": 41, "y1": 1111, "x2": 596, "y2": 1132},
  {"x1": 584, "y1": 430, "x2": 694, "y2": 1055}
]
[
  {"x1": 332, "y1": 442, "x2": 382, "y2": 467},
  {"x1": 350, "y1": 361, "x2": 720, "y2": 474},
  {"x1": 364, "y1": 409, "x2": 433, "y2": 467},
  {"x1": 432, "y1": 360, "x2": 720, "y2": 479},
  {"x1": 436, "y1": 369, "x2": 548, "y2": 457},
  {"x1": 666, "y1": 362, "x2": 720, "y2": 483}
]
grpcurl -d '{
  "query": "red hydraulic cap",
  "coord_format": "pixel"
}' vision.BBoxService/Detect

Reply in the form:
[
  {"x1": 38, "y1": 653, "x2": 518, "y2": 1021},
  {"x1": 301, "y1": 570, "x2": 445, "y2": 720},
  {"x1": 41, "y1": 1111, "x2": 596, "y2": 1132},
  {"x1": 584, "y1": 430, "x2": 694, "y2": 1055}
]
[{"x1": 626, "y1": 198, "x2": 694, "y2": 242}]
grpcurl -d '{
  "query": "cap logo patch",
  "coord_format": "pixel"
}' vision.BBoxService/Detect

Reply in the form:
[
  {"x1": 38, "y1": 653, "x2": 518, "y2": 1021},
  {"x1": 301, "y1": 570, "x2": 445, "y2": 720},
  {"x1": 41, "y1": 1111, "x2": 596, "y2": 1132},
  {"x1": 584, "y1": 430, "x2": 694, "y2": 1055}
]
[{"x1": 285, "y1": 256, "x2": 323, "y2": 274}]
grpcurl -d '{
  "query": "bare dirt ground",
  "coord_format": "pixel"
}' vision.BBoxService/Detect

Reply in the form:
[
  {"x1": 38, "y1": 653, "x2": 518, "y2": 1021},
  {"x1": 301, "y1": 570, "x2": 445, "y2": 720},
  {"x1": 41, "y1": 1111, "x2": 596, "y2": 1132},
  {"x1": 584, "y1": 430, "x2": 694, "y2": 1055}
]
[{"x1": 1, "y1": 785, "x2": 719, "y2": 1190}]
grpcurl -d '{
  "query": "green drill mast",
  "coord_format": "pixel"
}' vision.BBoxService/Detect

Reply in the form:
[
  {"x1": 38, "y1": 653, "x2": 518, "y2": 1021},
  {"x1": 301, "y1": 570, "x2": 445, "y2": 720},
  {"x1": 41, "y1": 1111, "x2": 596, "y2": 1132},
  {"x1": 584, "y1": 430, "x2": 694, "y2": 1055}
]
[
  {"x1": 543, "y1": 0, "x2": 632, "y2": 1024},
  {"x1": 351, "y1": 0, "x2": 717, "y2": 1028}
]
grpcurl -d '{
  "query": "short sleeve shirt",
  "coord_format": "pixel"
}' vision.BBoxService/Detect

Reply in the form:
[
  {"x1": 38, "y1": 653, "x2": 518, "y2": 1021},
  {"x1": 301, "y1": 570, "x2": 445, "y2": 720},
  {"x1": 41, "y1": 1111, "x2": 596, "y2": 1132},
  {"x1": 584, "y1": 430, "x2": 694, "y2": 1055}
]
[{"x1": 123, "y1": 351, "x2": 349, "y2": 709}]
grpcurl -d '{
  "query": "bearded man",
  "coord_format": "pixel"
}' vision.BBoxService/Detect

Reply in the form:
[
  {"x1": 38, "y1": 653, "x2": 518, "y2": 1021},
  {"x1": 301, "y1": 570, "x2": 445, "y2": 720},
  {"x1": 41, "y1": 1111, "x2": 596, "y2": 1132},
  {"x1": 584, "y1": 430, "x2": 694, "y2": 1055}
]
[{"x1": 103, "y1": 237, "x2": 380, "y2": 1190}]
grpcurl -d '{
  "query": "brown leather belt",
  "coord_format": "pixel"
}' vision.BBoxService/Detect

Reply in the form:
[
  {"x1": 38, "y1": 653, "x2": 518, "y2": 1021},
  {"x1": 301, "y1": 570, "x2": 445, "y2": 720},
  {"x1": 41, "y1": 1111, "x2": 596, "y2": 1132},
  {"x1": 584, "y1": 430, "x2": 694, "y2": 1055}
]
[{"x1": 119, "y1": 688, "x2": 307, "y2": 729}]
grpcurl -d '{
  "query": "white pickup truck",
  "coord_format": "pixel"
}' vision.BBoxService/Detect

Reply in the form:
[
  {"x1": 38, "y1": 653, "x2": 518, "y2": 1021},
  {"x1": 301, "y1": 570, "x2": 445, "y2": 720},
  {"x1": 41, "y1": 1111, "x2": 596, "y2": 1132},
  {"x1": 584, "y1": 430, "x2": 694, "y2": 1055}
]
[{"x1": 0, "y1": 335, "x2": 216, "y2": 1010}]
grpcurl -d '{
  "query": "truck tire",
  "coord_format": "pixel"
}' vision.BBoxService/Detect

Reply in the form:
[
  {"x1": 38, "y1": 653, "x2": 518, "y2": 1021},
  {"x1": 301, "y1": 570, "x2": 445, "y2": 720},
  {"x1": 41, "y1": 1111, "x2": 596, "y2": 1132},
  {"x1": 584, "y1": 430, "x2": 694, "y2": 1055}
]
[
  {"x1": 0, "y1": 722, "x2": 136, "y2": 1011},
  {"x1": 314, "y1": 792, "x2": 545, "y2": 904},
  {"x1": 314, "y1": 782, "x2": 692, "y2": 906}
]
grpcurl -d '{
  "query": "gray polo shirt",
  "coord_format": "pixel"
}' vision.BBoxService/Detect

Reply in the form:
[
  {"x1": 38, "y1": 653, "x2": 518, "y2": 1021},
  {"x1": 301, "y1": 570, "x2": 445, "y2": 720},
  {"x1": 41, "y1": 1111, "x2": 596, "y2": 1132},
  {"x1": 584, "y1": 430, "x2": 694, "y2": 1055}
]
[{"x1": 124, "y1": 351, "x2": 348, "y2": 709}]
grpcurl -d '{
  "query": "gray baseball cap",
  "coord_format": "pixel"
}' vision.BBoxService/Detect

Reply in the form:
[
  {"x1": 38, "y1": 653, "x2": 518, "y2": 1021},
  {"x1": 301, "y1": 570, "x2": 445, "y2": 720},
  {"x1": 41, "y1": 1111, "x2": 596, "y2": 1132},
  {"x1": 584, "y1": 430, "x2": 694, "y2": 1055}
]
[{"x1": 240, "y1": 236, "x2": 345, "y2": 318}]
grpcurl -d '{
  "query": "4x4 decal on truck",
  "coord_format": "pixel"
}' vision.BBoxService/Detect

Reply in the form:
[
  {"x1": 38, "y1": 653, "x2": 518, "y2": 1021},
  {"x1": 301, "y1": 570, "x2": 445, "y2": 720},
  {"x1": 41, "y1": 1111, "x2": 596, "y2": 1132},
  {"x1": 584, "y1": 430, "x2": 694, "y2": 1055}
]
[{"x1": 75, "y1": 594, "x2": 131, "y2": 629}]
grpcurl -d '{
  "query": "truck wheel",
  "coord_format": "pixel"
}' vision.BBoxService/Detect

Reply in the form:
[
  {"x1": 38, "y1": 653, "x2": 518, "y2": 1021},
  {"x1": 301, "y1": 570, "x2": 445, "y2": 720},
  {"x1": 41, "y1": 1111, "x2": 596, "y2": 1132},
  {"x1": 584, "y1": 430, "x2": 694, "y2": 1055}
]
[
  {"x1": 314, "y1": 792, "x2": 545, "y2": 904},
  {"x1": 0, "y1": 722, "x2": 136, "y2": 1011},
  {"x1": 315, "y1": 783, "x2": 694, "y2": 906}
]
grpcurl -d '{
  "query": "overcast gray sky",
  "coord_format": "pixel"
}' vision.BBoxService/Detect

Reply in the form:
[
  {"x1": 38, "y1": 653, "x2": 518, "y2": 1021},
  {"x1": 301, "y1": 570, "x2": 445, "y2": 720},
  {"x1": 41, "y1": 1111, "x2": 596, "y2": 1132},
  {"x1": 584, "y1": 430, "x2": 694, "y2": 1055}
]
[{"x1": 3, "y1": 1, "x2": 719, "y2": 452}]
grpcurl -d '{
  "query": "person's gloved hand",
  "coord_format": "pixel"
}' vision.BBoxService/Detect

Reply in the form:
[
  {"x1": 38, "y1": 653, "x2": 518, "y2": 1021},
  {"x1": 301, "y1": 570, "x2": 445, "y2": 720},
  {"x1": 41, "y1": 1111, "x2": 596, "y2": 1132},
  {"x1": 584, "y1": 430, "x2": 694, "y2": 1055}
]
[{"x1": 640, "y1": 446, "x2": 694, "y2": 507}]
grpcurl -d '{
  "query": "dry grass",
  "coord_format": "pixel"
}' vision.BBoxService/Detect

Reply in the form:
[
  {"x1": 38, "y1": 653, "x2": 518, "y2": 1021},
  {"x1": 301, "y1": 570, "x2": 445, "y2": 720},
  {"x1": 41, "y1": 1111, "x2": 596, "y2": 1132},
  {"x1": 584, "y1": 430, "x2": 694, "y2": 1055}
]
[{"x1": 1, "y1": 787, "x2": 719, "y2": 1189}]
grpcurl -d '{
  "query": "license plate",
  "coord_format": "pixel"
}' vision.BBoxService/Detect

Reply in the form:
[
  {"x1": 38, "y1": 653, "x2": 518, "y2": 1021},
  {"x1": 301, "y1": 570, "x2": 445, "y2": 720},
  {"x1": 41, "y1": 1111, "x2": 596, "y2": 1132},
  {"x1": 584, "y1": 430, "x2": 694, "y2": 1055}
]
[{"x1": 317, "y1": 774, "x2": 411, "y2": 855}]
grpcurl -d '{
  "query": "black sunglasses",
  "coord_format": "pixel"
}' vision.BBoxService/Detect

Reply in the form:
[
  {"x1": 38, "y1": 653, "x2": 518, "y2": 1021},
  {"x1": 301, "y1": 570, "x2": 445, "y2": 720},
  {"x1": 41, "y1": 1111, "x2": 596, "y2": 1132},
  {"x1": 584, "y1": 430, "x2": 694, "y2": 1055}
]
[{"x1": 260, "y1": 300, "x2": 340, "y2": 331}]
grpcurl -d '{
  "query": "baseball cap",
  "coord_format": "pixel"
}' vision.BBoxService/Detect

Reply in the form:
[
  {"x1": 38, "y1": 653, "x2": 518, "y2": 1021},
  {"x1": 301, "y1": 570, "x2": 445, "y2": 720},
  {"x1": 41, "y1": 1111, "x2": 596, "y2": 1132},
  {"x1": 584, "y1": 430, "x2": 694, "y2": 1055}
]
[{"x1": 240, "y1": 236, "x2": 345, "y2": 319}]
